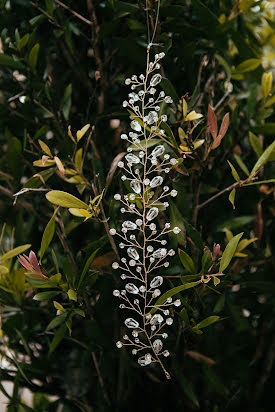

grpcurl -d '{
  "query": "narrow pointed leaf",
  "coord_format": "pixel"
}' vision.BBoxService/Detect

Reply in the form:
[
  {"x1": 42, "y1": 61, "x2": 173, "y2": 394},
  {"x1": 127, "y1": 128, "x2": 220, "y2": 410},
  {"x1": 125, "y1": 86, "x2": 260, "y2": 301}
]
[
  {"x1": 178, "y1": 249, "x2": 196, "y2": 273},
  {"x1": 1, "y1": 244, "x2": 31, "y2": 261},
  {"x1": 219, "y1": 232, "x2": 243, "y2": 272},
  {"x1": 150, "y1": 281, "x2": 201, "y2": 314},
  {"x1": 250, "y1": 140, "x2": 275, "y2": 176},
  {"x1": 40, "y1": 208, "x2": 58, "y2": 260},
  {"x1": 208, "y1": 105, "x2": 217, "y2": 138},
  {"x1": 193, "y1": 315, "x2": 220, "y2": 330}
]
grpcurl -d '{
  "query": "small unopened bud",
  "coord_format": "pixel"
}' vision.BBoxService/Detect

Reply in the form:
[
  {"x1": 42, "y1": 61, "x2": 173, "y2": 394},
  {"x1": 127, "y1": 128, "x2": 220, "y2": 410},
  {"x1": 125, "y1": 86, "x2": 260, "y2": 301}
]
[{"x1": 213, "y1": 243, "x2": 221, "y2": 259}]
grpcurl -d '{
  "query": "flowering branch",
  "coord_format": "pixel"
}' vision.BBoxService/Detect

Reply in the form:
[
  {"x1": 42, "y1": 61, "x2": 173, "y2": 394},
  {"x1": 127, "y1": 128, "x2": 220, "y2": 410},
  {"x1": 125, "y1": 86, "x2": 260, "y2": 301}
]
[{"x1": 109, "y1": 46, "x2": 183, "y2": 379}]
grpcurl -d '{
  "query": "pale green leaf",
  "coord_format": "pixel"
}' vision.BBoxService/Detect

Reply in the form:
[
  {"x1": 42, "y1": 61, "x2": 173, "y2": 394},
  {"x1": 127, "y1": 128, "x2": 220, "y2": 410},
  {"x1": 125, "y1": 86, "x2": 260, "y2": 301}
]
[
  {"x1": 1, "y1": 244, "x2": 31, "y2": 261},
  {"x1": 235, "y1": 58, "x2": 261, "y2": 73},
  {"x1": 68, "y1": 289, "x2": 77, "y2": 301},
  {"x1": 219, "y1": 232, "x2": 243, "y2": 272},
  {"x1": 234, "y1": 154, "x2": 250, "y2": 176},
  {"x1": 249, "y1": 132, "x2": 262, "y2": 157},
  {"x1": 229, "y1": 188, "x2": 236, "y2": 209},
  {"x1": 33, "y1": 291, "x2": 60, "y2": 301},
  {"x1": 227, "y1": 161, "x2": 240, "y2": 183},
  {"x1": 250, "y1": 140, "x2": 275, "y2": 176},
  {"x1": 46, "y1": 190, "x2": 89, "y2": 209}
]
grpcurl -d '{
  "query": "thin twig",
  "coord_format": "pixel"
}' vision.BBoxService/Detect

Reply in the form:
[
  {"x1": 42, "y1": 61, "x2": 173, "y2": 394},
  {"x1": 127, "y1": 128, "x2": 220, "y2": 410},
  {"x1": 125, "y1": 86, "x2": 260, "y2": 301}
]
[
  {"x1": 53, "y1": 0, "x2": 92, "y2": 25},
  {"x1": 30, "y1": 2, "x2": 64, "y2": 29},
  {"x1": 91, "y1": 352, "x2": 111, "y2": 406}
]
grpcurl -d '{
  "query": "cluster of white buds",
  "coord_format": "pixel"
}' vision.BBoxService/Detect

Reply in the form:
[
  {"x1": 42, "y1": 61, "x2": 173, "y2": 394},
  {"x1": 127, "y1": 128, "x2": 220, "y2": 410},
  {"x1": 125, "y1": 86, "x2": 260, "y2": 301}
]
[{"x1": 110, "y1": 47, "x2": 181, "y2": 379}]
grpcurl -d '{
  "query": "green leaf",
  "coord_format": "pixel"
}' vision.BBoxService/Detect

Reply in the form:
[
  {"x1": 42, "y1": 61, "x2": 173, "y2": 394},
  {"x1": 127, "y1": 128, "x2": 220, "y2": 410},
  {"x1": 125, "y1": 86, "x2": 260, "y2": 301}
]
[
  {"x1": 229, "y1": 188, "x2": 236, "y2": 209},
  {"x1": 49, "y1": 324, "x2": 66, "y2": 355},
  {"x1": 46, "y1": 190, "x2": 89, "y2": 209},
  {"x1": 252, "y1": 123, "x2": 275, "y2": 135},
  {"x1": 160, "y1": 78, "x2": 179, "y2": 106},
  {"x1": 73, "y1": 308, "x2": 85, "y2": 317},
  {"x1": 235, "y1": 58, "x2": 261, "y2": 73},
  {"x1": 45, "y1": 0, "x2": 54, "y2": 17},
  {"x1": 23, "y1": 168, "x2": 56, "y2": 189},
  {"x1": 227, "y1": 161, "x2": 240, "y2": 183},
  {"x1": 160, "y1": 121, "x2": 177, "y2": 147},
  {"x1": 18, "y1": 33, "x2": 29, "y2": 50},
  {"x1": 249, "y1": 131, "x2": 263, "y2": 157},
  {"x1": 250, "y1": 140, "x2": 275, "y2": 176},
  {"x1": 201, "y1": 249, "x2": 212, "y2": 273},
  {"x1": 215, "y1": 54, "x2": 231, "y2": 77},
  {"x1": 176, "y1": 372, "x2": 200, "y2": 408},
  {"x1": 234, "y1": 154, "x2": 249, "y2": 176},
  {"x1": 0, "y1": 54, "x2": 25, "y2": 69},
  {"x1": 183, "y1": 218, "x2": 204, "y2": 251},
  {"x1": 213, "y1": 276, "x2": 220, "y2": 286},
  {"x1": 46, "y1": 312, "x2": 67, "y2": 331},
  {"x1": 68, "y1": 289, "x2": 77, "y2": 301},
  {"x1": 219, "y1": 232, "x2": 243, "y2": 272},
  {"x1": 1, "y1": 244, "x2": 31, "y2": 261},
  {"x1": 128, "y1": 138, "x2": 161, "y2": 151},
  {"x1": 169, "y1": 201, "x2": 186, "y2": 247},
  {"x1": 33, "y1": 291, "x2": 60, "y2": 301},
  {"x1": 61, "y1": 84, "x2": 72, "y2": 120},
  {"x1": 40, "y1": 208, "x2": 58, "y2": 261},
  {"x1": 193, "y1": 315, "x2": 220, "y2": 330},
  {"x1": 217, "y1": 216, "x2": 253, "y2": 231},
  {"x1": 78, "y1": 248, "x2": 99, "y2": 289},
  {"x1": 150, "y1": 281, "x2": 201, "y2": 314},
  {"x1": 28, "y1": 43, "x2": 40, "y2": 71},
  {"x1": 243, "y1": 179, "x2": 275, "y2": 186},
  {"x1": 178, "y1": 249, "x2": 195, "y2": 274}
]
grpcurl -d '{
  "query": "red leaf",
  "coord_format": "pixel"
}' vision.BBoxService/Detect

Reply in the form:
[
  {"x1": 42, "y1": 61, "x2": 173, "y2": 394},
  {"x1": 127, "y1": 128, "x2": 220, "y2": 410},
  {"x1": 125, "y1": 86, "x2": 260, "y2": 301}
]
[
  {"x1": 208, "y1": 105, "x2": 217, "y2": 139},
  {"x1": 212, "y1": 136, "x2": 222, "y2": 149},
  {"x1": 218, "y1": 112, "x2": 230, "y2": 138}
]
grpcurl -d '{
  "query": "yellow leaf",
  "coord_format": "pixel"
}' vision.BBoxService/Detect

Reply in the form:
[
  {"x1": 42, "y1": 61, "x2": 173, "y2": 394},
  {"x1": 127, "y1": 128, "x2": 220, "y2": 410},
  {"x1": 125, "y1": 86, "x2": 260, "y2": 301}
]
[
  {"x1": 53, "y1": 301, "x2": 65, "y2": 311},
  {"x1": 77, "y1": 124, "x2": 90, "y2": 142},
  {"x1": 185, "y1": 111, "x2": 203, "y2": 121},
  {"x1": 264, "y1": 95, "x2": 275, "y2": 108},
  {"x1": 68, "y1": 208, "x2": 93, "y2": 218},
  {"x1": 262, "y1": 72, "x2": 272, "y2": 101},
  {"x1": 218, "y1": 13, "x2": 226, "y2": 24},
  {"x1": 178, "y1": 127, "x2": 186, "y2": 144},
  {"x1": 68, "y1": 125, "x2": 76, "y2": 143},
  {"x1": 75, "y1": 148, "x2": 83, "y2": 171},
  {"x1": 179, "y1": 144, "x2": 191, "y2": 152},
  {"x1": 54, "y1": 156, "x2": 65, "y2": 175},
  {"x1": 38, "y1": 140, "x2": 52, "y2": 157},
  {"x1": 33, "y1": 159, "x2": 56, "y2": 167},
  {"x1": 193, "y1": 139, "x2": 205, "y2": 150},
  {"x1": 182, "y1": 98, "x2": 188, "y2": 119}
]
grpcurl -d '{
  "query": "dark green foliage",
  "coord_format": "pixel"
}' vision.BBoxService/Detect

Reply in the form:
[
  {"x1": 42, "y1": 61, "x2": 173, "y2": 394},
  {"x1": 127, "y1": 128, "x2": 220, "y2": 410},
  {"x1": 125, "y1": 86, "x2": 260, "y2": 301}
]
[{"x1": 0, "y1": 0, "x2": 274, "y2": 411}]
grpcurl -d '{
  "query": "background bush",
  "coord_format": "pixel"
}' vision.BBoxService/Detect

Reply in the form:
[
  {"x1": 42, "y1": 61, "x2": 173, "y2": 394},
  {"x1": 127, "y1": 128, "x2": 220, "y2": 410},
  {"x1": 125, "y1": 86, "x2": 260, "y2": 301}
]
[{"x1": 0, "y1": 0, "x2": 274, "y2": 411}]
